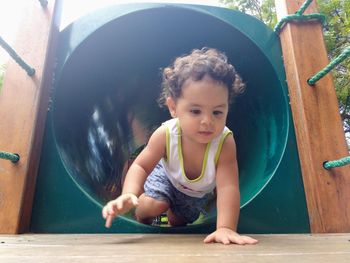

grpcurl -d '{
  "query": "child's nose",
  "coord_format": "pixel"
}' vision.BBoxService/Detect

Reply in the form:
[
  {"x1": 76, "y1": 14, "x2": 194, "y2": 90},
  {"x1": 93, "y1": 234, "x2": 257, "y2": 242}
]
[{"x1": 201, "y1": 114, "x2": 213, "y2": 126}]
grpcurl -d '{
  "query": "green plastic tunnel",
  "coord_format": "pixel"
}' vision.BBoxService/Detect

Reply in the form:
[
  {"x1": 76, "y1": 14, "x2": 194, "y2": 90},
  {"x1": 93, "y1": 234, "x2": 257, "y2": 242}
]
[{"x1": 31, "y1": 3, "x2": 310, "y2": 233}]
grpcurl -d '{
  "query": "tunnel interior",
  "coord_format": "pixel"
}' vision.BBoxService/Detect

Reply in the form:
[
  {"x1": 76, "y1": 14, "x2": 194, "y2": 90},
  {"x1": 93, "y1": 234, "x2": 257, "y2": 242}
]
[{"x1": 52, "y1": 5, "x2": 289, "y2": 227}]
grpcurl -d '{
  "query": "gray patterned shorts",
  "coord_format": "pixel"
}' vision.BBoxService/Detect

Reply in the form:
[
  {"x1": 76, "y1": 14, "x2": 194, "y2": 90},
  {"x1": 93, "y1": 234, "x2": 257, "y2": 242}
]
[{"x1": 144, "y1": 163, "x2": 210, "y2": 224}]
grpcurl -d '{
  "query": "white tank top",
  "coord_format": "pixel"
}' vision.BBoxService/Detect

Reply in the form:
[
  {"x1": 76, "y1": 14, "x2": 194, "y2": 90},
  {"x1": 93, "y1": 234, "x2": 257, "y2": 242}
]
[{"x1": 160, "y1": 118, "x2": 232, "y2": 198}]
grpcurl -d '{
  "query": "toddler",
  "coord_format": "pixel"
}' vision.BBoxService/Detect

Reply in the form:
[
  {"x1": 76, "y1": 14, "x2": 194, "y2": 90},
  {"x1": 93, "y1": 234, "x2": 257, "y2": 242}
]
[{"x1": 102, "y1": 47, "x2": 258, "y2": 245}]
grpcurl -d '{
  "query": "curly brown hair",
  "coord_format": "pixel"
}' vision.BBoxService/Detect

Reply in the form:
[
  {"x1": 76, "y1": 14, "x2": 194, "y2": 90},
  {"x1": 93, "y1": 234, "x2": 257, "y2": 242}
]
[{"x1": 159, "y1": 47, "x2": 245, "y2": 106}]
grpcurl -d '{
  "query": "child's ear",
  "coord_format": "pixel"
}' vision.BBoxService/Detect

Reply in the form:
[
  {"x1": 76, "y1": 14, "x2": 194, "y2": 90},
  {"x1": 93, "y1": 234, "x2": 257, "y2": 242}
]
[{"x1": 166, "y1": 97, "x2": 177, "y2": 118}]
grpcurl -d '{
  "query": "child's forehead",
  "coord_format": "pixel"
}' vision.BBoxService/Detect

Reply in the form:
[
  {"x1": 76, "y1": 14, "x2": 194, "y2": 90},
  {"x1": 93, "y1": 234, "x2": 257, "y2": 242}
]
[
  {"x1": 186, "y1": 101, "x2": 227, "y2": 108},
  {"x1": 181, "y1": 75, "x2": 228, "y2": 92},
  {"x1": 179, "y1": 82, "x2": 229, "y2": 107},
  {"x1": 181, "y1": 76, "x2": 228, "y2": 93}
]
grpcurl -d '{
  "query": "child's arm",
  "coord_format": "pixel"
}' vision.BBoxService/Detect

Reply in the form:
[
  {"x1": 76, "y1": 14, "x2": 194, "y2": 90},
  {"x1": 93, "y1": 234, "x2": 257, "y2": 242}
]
[
  {"x1": 102, "y1": 126, "x2": 166, "y2": 227},
  {"x1": 203, "y1": 135, "x2": 258, "y2": 245}
]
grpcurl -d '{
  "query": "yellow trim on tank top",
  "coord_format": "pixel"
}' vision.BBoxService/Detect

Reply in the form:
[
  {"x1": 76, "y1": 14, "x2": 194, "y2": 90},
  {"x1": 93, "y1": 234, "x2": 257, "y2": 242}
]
[
  {"x1": 164, "y1": 125, "x2": 170, "y2": 162},
  {"x1": 214, "y1": 130, "x2": 232, "y2": 165},
  {"x1": 177, "y1": 120, "x2": 211, "y2": 183}
]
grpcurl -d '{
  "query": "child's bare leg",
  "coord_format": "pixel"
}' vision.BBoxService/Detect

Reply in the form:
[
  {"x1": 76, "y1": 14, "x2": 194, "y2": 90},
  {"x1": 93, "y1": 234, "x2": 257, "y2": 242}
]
[
  {"x1": 167, "y1": 209, "x2": 187, "y2": 226},
  {"x1": 135, "y1": 193, "x2": 169, "y2": 224}
]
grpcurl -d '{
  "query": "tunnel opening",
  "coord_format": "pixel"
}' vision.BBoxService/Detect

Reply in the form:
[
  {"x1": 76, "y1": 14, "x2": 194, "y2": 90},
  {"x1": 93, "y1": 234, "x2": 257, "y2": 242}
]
[{"x1": 52, "y1": 4, "x2": 289, "y2": 228}]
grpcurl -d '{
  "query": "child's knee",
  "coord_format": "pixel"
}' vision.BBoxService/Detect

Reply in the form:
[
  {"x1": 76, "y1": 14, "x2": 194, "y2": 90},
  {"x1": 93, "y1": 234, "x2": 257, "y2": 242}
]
[{"x1": 137, "y1": 194, "x2": 169, "y2": 216}]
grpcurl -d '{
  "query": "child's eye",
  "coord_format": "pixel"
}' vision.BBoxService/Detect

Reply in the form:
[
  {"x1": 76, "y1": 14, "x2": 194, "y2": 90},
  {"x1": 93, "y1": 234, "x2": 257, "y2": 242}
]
[
  {"x1": 190, "y1": 109, "x2": 201, "y2": 115},
  {"x1": 213, "y1": 110, "x2": 223, "y2": 116}
]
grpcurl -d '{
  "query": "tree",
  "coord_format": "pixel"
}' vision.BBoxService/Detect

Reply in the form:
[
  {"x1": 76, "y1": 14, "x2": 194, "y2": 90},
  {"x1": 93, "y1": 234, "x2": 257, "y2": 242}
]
[
  {"x1": 220, "y1": 0, "x2": 277, "y2": 28},
  {"x1": 221, "y1": 0, "x2": 350, "y2": 143},
  {"x1": 317, "y1": 0, "x2": 350, "y2": 139}
]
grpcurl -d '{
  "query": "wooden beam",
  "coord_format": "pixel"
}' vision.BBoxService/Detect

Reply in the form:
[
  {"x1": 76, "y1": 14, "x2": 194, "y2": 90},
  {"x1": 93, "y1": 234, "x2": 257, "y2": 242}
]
[
  {"x1": 0, "y1": 0, "x2": 61, "y2": 233},
  {"x1": 1, "y1": 234, "x2": 350, "y2": 262},
  {"x1": 275, "y1": 0, "x2": 350, "y2": 233}
]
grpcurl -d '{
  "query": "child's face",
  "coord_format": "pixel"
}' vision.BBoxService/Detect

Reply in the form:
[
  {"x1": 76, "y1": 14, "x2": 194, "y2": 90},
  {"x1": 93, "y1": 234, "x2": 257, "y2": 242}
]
[{"x1": 166, "y1": 75, "x2": 229, "y2": 144}]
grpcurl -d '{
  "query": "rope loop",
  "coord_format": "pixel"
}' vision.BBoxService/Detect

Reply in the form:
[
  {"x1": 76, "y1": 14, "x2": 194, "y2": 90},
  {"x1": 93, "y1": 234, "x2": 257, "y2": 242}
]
[
  {"x1": 0, "y1": 36, "x2": 35, "y2": 76},
  {"x1": 0, "y1": 151, "x2": 20, "y2": 163},
  {"x1": 324, "y1": 156, "x2": 350, "y2": 170},
  {"x1": 308, "y1": 46, "x2": 350, "y2": 86},
  {"x1": 274, "y1": 13, "x2": 326, "y2": 34},
  {"x1": 274, "y1": 0, "x2": 325, "y2": 34}
]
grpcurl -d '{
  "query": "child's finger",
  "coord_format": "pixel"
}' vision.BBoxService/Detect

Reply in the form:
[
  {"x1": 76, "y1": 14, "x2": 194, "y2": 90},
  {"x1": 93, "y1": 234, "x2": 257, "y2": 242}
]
[
  {"x1": 105, "y1": 215, "x2": 113, "y2": 228},
  {"x1": 228, "y1": 235, "x2": 245, "y2": 245},
  {"x1": 242, "y1": 236, "x2": 258, "y2": 244},
  {"x1": 107, "y1": 202, "x2": 116, "y2": 215},
  {"x1": 116, "y1": 198, "x2": 124, "y2": 211},
  {"x1": 203, "y1": 233, "x2": 215, "y2": 243},
  {"x1": 102, "y1": 206, "x2": 108, "y2": 219}
]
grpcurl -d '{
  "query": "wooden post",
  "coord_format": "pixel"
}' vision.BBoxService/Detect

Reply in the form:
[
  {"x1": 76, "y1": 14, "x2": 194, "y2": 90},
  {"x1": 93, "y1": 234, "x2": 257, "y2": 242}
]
[
  {"x1": 276, "y1": 0, "x2": 350, "y2": 233},
  {"x1": 0, "y1": 0, "x2": 61, "y2": 233}
]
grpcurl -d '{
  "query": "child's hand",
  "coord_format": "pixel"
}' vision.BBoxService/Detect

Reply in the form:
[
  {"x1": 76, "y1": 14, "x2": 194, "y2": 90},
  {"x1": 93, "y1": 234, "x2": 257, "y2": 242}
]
[
  {"x1": 102, "y1": 193, "x2": 139, "y2": 228},
  {"x1": 203, "y1": 227, "x2": 258, "y2": 245}
]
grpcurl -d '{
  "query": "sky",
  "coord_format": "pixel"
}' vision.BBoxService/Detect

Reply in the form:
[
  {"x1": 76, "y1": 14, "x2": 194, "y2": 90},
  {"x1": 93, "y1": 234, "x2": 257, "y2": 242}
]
[{"x1": 0, "y1": 0, "x2": 224, "y2": 64}]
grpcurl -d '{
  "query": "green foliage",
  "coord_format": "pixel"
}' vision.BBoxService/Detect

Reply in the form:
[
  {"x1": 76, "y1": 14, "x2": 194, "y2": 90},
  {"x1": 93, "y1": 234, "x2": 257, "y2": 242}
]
[
  {"x1": 220, "y1": 0, "x2": 277, "y2": 28},
  {"x1": 317, "y1": 0, "x2": 350, "y2": 133}
]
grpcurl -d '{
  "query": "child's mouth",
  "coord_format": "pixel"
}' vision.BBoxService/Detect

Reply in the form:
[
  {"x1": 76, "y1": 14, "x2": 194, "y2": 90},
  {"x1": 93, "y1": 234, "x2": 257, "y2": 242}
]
[{"x1": 198, "y1": 131, "x2": 213, "y2": 136}]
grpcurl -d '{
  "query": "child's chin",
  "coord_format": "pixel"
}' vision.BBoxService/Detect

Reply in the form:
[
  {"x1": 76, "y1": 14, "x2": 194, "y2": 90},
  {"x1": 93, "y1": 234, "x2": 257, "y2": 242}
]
[{"x1": 196, "y1": 138, "x2": 213, "y2": 144}]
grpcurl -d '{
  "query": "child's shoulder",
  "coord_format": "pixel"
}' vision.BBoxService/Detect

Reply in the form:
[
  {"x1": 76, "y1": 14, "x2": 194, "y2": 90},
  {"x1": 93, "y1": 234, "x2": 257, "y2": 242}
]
[
  {"x1": 218, "y1": 134, "x2": 236, "y2": 161},
  {"x1": 151, "y1": 124, "x2": 167, "y2": 137},
  {"x1": 146, "y1": 125, "x2": 167, "y2": 153}
]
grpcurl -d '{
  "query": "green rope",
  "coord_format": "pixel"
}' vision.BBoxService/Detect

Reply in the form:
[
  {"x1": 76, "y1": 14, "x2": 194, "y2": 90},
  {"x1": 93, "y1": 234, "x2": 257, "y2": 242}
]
[
  {"x1": 0, "y1": 36, "x2": 35, "y2": 76},
  {"x1": 274, "y1": 0, "x2": 325, "y2": 34},
  {"x1": 0, "y1": 151, "x2": 20, "y2": 163},
  {"x1": 295, "y1": 0, "x2": 313, "y2": 15},
  {"x1": 39, "y1": 0, "x2": 48, "y2": 7},
  {"x1": 274, "y1": 13, "x2": 326, "y2": 34},
  {"x1": 308, "y1": 47, "x2": 350, "y2": 86},
  {"x1": 324, "y1": 156, "x2": 350, "y2": 170}
]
